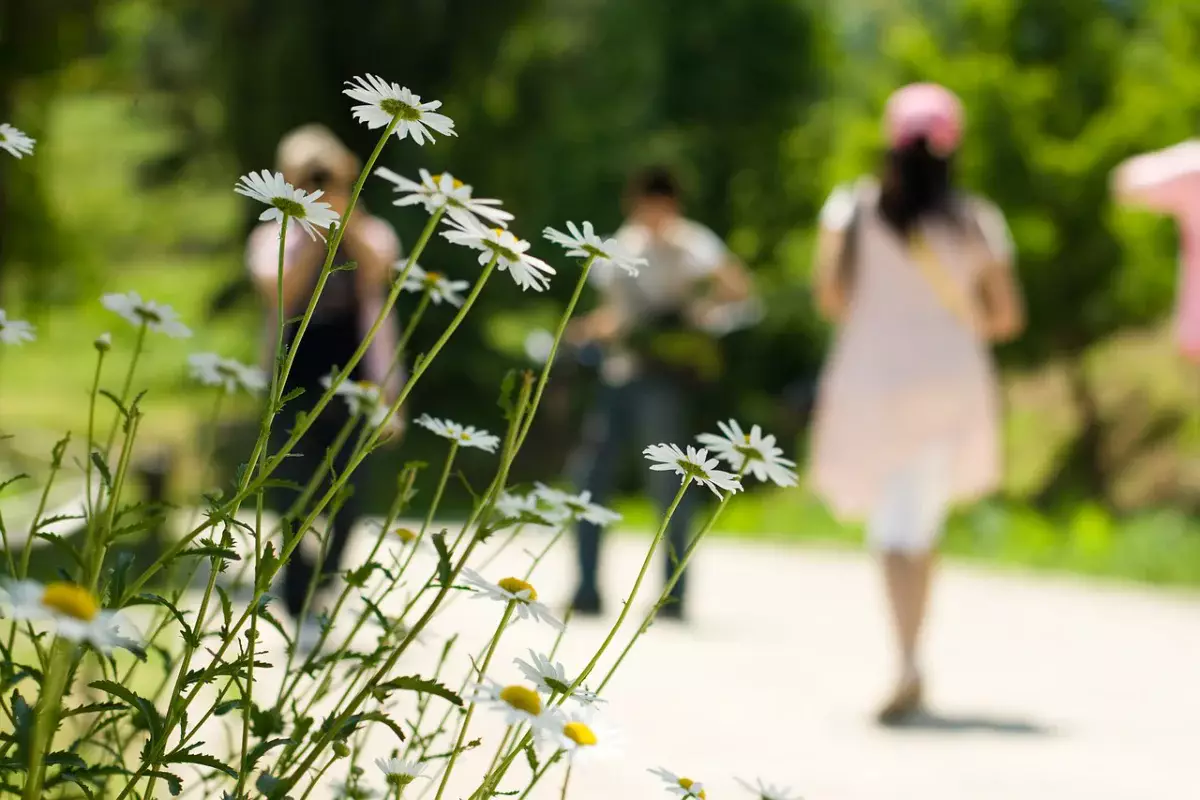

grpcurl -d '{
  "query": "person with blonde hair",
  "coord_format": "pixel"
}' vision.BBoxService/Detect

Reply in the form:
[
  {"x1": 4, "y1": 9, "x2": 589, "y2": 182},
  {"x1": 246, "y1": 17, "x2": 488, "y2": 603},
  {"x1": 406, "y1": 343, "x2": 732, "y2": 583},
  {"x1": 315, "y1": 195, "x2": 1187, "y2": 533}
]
[
  {"x1": 809, "y1": 84, "x2": 1025, "y2": 723},
  {"x1": 245, "y1": 124, "x2": 402, "y2": 638}
]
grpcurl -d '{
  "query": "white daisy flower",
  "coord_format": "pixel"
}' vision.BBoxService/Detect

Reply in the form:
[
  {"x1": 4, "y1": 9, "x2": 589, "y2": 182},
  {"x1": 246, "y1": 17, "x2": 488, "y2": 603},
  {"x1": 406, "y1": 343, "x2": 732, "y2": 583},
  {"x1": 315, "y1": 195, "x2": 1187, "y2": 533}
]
[
  {"x1": 375, "y1": 167, "x2": 512, "y2": 228},
  {"x1": 234, "y1": 169, "x2": 340, "y2": 241},
  {"x1": 375, "y1": 757, "x2": 427, "y2": 789},
  {"x1": 0, "y1": 123, "x2": 35, "y2": 159},
  {"x1": 535, "y1": 708, "x2": 619, "y2": 764},
  {"x1": 532, "y1": 484, "x2": 621, "y2": 527},
  {"x1": 696, "y1": 420, "x2": 798, "y2": 488},
  {"x1": 494, "y1": 490, "x2": 539, "y2": 520},
  {"x1": 344, "y1": 76, "x2": 455, "y2": 145},
  {"x1": 187, "y1": 352, "x2": 267, "y2": 395},
  {"x1": 543, "y1": 221, "x2": 645, "y2": 277},
  {"x1": 469, "y1": 679, "x2": 548, "y2": 726},
  {"x1": 441, "y1": 215, "x2": 555, "y2": 292},
  {"x1": 459, "y1": 569, "x2": 563, "y2": 630},
  {"x1": 649, "y1": 767, "x2": 708, "y2": 799},
  {"x1": 0, "y1": 580, "x2": 137, "y2": 652},
  {"x1": 414, "y1": 414, "x2": 500, "y2": 453},
  {"x1": 0, "y1": 309, "x2": 35, "y2": 345},
  {"x1": 320, "y1": 375, "x2": 392, "y2": 427},
  {"x1": 515, "y1": 650, "x2": 605, "y2": 707},
  {"x1": 643, "y1": 443, "x2": 743, "y2": 498},
  {"x1": 101, "y1": 292, "x2": 192, "y2": 338},
  {"x1": 397, "y1": 263, "x2": 471, "y2": 307},
  {"x1": 736, "y1": 777, "x2": 804, "y2": 800}
]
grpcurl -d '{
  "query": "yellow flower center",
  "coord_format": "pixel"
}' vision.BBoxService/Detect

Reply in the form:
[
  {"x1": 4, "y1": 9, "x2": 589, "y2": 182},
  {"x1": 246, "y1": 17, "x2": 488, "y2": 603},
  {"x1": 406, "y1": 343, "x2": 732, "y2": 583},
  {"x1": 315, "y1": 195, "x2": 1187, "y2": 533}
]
[
  {"x1": 41, "y1": 582, "x2": 99, "y2": 621},
  {"x1": 498, "y1": 684, "x2": 542, "y2": 716},
  {"x1": 492, "y1": 227, "x2": 505, "y2": 237},
  {"x1": 562, "y1": 721, "x2": 597, "y2": 747},
  {"x1": 424, "y1": 271, "x2": 442, "y2": 283},
  {"x1": 744, "y1": 433, "x2": 751, "y2": 443},
  {"x1": 679, "y1": 778, "x2": 705, "y2": 799},
  {"x1": 438, "y1": 173, "x2": 464, "y2": 190},
  {"x1": 497, "y1": 577, "x2": 536, "y2": 602},
  {"x1": 394, "y1": 527, "x2": 418, "y2": 544}
]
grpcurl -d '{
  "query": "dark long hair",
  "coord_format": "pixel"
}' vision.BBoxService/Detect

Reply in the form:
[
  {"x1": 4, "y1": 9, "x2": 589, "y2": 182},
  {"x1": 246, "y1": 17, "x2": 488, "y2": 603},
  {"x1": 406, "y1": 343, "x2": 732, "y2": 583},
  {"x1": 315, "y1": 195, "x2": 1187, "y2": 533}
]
[{"x1": 878, "y1": 137, "x2": 960, "y2": 236}]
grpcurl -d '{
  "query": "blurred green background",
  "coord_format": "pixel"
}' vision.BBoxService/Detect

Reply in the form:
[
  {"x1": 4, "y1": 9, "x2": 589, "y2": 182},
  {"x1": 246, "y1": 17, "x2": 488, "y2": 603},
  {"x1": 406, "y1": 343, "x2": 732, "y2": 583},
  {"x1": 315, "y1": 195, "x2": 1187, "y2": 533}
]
[{"x1": 1, "y1": 0, "x2": 1198, "y2": 585}]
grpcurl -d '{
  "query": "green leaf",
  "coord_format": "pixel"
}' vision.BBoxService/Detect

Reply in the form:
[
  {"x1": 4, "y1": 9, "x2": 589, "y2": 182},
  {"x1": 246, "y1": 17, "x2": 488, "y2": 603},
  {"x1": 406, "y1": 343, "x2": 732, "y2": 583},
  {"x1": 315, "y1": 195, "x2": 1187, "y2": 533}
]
[
  {"x1": 90, "y1": 680, "x2": 163, "y2": 745},
  {"x1": 523, "y1": 739, "x2": 539, "y2": 773},
  {"x1": 431, "y1": 531, "x2": 451, "y2": 589},
  {"x1": 62, "y1": 701, "x2": 126, "y2": 718},
  {"x1": 165, "y1": 745, "x2": 238, "y2": 779},
  {"x1": 35, "y1": 532, "x2": 84, "y2": 569},
  {"x1": 245, "y1": 738, "x2": 291, "y2": 772},
  {"x1": 372, "y1": 675, "x2": 463, "y2": 707},
  {"x1": 0, "y1": 473, "x2": 30, "y2": 497},
  {"x1": 97, "y1": 390, "x2": 128, "y2": 420},
  {"x1": 88, "y1": 450, "x2": 112, "y2": 494},
  {"x1": 497, "y1": 369, "x2": 518, "y2": 420},
  {"x1": 10, "y1": 690, "x2": 34, "y2": 758},
  {"x1": 145, "y1": 769, "x2": 182, "y2": 796}
]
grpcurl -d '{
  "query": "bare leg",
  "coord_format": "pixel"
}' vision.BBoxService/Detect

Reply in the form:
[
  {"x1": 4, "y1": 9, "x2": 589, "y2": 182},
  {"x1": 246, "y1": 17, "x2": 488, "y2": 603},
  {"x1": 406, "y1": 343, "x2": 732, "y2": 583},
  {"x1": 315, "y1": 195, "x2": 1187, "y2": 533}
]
[{"x1": 882, "y1": 551, "x2": 935, "y2": 683}]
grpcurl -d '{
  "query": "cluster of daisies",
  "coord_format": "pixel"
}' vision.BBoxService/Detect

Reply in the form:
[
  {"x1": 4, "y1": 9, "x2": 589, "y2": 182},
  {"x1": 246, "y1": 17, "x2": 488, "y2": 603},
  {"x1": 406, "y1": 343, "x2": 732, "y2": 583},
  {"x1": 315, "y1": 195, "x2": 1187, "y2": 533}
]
[{"x1": 647, "y1": 419, "x2": 799, "y2": 497}]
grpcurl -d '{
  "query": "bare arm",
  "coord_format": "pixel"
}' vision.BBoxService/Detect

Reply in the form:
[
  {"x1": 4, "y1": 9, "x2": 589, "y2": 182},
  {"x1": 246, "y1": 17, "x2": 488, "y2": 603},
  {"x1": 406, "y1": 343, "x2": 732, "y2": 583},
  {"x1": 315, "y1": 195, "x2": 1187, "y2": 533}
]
[
  {"x1": 977, "y1": 259, "x2": 1025, "y2": 343},
  {"x1": 813, "y1": 226, "x2": 850, "y2": 322}
]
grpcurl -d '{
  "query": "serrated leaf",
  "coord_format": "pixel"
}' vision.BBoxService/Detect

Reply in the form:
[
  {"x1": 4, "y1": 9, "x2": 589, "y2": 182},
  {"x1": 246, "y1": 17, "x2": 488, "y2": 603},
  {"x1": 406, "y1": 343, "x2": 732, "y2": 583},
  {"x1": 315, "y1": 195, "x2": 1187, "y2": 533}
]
[
  {"x1": 165, "y1": 745, "x2": 238, "y2": 779},
  {"x1": 497, "y1": 369, "x2": 518, "y2": 420},
  {"x1": 62, "y1": 701, "x2": 126, "y2": 718},
  {"x1": 89, "y1": 681, "x2": 163, "y2": 745},
  {"x1": 34, "y1": 532, "x2": 84, "y2": 569},
  {"x1": 372, "y1": 675, "x2": 463, "y2": 707},
  {"x1": 431, "y1": 532, "x2": 451, "y2": 589},
  {"x1": 245, "y1": 738, "x2": 290, "y2": 772},
  {"x1": 145, "y1": 769, "x2": 182, "y2": 796}
]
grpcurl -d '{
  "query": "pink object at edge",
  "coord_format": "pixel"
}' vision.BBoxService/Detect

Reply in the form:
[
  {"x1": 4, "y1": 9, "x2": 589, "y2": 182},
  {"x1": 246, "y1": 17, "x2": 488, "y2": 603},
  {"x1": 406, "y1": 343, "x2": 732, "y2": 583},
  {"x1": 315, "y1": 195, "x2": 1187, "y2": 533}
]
[
  {"x1": 885, "y1": 83, "x2": 964, "y2": 156},
  {"x1": 1114, "y1": 141, "x2": 1200, "y2": 363}
]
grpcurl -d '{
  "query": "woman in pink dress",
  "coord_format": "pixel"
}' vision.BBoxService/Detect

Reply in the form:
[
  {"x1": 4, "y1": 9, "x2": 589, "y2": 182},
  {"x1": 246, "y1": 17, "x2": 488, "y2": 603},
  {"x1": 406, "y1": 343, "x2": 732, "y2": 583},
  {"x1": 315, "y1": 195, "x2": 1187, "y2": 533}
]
[
  {"x1": 809, "y1": 84, "x2": 1026, "y2": 723},
  {"x1": 1112, "y1": 141, "x2": 1200, "y2": 363}
]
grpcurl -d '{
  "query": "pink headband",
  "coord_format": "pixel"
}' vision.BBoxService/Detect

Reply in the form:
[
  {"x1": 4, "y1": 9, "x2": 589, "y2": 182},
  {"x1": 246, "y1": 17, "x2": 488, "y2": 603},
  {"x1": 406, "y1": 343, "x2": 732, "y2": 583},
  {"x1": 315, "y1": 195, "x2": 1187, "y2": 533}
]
[{"x1": 885, "y1": 83, "x2": 964, "y2": 156}]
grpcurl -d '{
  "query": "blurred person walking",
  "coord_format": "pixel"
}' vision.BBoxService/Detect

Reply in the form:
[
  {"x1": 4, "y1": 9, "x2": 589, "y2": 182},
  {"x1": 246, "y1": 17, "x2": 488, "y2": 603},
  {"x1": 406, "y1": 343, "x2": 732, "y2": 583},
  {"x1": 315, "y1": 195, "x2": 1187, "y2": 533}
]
[
  {"x1": 565, "y1": 166, "x2": 754, "y2": 621},
  {"x1": 1112, "y1": 140, "x2": 1200, "y2": 364},
  {"x1": 809, "y1": 84, "x2": 1025, "y2": 723},
  {"x1": 244, "y1": 124, "x2": 403, "y2": 638}
]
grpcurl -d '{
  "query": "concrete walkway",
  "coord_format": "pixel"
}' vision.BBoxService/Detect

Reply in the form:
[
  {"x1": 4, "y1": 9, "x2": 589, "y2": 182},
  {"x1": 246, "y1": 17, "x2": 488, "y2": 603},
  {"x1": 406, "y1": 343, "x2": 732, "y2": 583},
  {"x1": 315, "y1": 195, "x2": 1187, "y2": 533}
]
[{"x1": 191, "y1": 526, "x2": 1200, "y2": 799}]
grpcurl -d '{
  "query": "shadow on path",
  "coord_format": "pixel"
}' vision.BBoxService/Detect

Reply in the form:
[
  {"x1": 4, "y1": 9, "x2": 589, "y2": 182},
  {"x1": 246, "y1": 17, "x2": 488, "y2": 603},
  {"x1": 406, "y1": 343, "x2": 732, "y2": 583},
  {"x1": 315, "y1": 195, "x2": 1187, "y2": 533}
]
[{"x1": 882, "y1": 709, "x2": 1056, "y2": 736}]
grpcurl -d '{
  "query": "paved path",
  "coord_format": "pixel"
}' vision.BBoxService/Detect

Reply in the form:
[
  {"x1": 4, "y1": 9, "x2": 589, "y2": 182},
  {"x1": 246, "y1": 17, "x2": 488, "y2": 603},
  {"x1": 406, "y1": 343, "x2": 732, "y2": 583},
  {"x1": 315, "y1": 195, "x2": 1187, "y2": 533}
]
[{"x1": 191, "y1": 525, "x2": 1199, "y2": 799}]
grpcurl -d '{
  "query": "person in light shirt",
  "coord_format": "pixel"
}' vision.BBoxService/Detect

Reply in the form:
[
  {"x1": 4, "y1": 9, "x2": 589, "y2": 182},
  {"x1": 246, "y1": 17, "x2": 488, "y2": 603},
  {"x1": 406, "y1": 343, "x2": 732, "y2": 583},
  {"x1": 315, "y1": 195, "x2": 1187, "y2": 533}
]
[
  {"x1": 565, "y1": 165, "x2": 754, "y2": 621},
  {"x1": 244, "y1": 124, "x2": 403, "y2": 635},
  {"x1": 809, "y1": 84, "x2": 1024, "y2": 723}
]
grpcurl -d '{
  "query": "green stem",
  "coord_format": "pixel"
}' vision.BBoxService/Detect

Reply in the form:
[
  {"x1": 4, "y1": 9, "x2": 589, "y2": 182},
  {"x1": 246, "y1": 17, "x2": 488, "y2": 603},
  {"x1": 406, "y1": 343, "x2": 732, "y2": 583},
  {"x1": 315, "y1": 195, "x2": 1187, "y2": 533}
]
[
  {"x1": 82, "y1": 346, "x2": 107, "y2": 544},
  {"x1": 274, "y1": 374, "x2": 533, "y2": 788},
  {"x1": 569, "y1": 478, "x2": 692, "y2": 689},
  {"x1": 471, "y1": 479, "x2": 694, "y2": 799},
  {"x1": 432, "y1": 602, "x2": 515, "y2": 800},
  {"x1": 596, "y1": 474, "x2": 741, "y2": 694},
  {"x1": 385, "y1": 289, "x2": 432, "y2": 385},
  {"x1": 104, "y1": 321, "x2": 147, "y2": 458},
  {"x1": 513, "y1": 755, "x2": 559, "y2": 800},
  {"x1": 512, "y1": 257, "x2": 595, "y2": 454},
  {"x1": 23, "y1": 640, "x2": 73, "y2": 800},
  {"x1": 116, "y1": 209, "x2": 443, "y2": 604}
]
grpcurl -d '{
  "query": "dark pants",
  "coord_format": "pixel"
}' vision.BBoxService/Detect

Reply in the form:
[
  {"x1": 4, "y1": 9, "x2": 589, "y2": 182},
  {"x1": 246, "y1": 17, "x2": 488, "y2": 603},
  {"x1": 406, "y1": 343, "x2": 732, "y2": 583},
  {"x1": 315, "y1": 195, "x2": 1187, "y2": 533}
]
[
  {"x1": 570, "y1": 374, "x2": 698, "y2": 605},
  {"x1": 268, "y1": 404, "x2": 366, "y2": 619}
]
